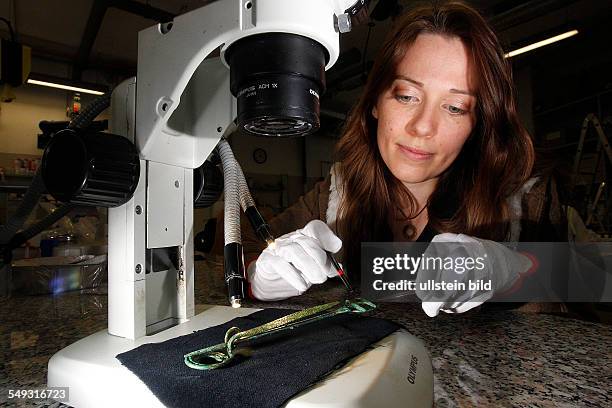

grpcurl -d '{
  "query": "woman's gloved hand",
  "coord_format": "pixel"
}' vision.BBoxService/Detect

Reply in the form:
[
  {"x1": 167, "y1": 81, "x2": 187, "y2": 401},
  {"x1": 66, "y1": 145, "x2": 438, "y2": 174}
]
[
  {"x1": 415, "y1": 233, "x2": 534, "y2": 317},
  {"x1": 247, "y1": 220, "x2": 342, "y2": 301}
]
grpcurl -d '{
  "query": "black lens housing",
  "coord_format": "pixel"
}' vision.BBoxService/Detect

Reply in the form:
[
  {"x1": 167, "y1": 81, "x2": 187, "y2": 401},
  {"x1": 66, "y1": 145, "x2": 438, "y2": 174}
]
[
  {"x1": 41, "y1": 129, "x2": 140, "y2": 207},
  {"x1": 225, "y1": 33, "x2": 328, "y2": 137}
]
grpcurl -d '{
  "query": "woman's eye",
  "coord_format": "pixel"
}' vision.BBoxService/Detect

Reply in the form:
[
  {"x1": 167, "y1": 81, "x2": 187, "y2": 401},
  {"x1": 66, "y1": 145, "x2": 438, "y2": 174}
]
[
  {"x1": 446, "y1": 105, "x2": 467, "y2": 115},
  {"x1": 395, "y1": 95, "x2": 418, "y2": 104}
]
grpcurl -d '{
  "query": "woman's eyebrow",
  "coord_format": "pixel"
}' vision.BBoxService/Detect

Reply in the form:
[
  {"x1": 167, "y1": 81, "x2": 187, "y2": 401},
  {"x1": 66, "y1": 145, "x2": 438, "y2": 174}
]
[
  {"x1": 395, "y1": 75, "x2": 423, "y2": 87},
  {"x1": 396, "y1": 75, "x2": 475, "y2": 97},
  {"x1": 449, "y1": 88, "x2": 476, "y2": 97}
]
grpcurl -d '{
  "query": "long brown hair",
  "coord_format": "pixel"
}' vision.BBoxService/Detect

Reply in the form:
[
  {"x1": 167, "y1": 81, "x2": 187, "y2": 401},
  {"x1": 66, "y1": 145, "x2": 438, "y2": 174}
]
[{"x1": 335, "y1": 1, "x2": 534, "y2": 275}]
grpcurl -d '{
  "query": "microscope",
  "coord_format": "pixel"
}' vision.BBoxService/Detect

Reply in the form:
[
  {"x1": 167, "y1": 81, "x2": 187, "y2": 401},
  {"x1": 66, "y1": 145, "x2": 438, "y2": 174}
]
[{"x1": 43, "y1": 1, "x2": 433, "y2": 406}]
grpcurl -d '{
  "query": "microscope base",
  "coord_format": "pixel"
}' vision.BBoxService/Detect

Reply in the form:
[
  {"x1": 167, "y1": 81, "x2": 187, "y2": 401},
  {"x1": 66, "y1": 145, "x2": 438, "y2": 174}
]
[{"x1": 48, "y1": 305, "x2": 433, "y2": 407}]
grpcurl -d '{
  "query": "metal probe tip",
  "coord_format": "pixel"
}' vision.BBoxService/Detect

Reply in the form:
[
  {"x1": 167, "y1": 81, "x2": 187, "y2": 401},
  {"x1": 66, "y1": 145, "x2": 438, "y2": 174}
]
[{"x1": 328, "y1": 252, "x2": 353, "y2": 292}]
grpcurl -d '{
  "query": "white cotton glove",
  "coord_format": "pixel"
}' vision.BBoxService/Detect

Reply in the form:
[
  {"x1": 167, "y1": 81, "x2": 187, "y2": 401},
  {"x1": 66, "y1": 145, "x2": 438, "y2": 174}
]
[
  {"x1": 415, "y1": 233, "x2": 533, "y2": 317},
  {"x1": 247, "y1": 220, "x2": 342, "y2": 301}
]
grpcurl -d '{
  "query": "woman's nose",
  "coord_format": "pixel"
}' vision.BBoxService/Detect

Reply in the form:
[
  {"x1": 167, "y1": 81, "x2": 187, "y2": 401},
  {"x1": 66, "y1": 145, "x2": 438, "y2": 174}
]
[{"x1": 406, "y1": 105, "x2": 437, "y2": 138}]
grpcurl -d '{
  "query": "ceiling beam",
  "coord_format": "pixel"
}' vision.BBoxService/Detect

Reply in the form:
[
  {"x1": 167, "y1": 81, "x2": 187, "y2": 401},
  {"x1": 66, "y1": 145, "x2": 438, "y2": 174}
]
[
  {"x1": 489, "y1": 0, "x2": 579, "y2": 32},
  {"x1": 72, "y1": 0, "x2": 109, "y2": 80},
  {"x1": 110, "y1": 0, "x2": 175, "y2": 23},
  {"x1": 72, "y1": 0, "x2": 176, "y2": 81}
]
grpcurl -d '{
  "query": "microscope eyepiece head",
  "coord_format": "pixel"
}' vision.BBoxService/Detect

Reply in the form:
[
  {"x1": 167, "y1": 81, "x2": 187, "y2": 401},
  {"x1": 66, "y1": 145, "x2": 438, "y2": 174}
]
[{"x1": 226, "y1": 33, "x2": 327, "y2": 137}]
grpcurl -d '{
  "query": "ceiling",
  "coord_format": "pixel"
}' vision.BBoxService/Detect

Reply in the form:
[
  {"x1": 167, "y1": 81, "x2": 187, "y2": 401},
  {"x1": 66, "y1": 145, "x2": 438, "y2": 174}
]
[{"x1": 1, "y1": 0, "x2": 611, "y2": 114}]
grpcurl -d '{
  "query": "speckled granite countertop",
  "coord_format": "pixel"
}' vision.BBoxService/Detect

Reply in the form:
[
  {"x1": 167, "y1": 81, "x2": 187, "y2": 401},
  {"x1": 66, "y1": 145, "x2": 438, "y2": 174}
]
[{"x1": 1, "y1": 257, "x2": 610, "y2": 407}]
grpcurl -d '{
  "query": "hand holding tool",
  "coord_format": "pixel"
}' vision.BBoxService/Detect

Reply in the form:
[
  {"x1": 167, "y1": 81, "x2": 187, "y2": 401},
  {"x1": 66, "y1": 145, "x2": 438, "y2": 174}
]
[
  {"x1": 415, "y1": 233, "x2": 534, "y2": 317},
  {"x1": 247, "y1": 220, "x2": 343, "y2": 300}
]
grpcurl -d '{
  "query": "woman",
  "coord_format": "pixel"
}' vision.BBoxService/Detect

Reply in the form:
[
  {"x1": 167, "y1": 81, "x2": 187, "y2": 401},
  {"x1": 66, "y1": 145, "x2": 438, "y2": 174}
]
[{"x1": 243, "y1": 1, "x2": 566, "y2": 315}]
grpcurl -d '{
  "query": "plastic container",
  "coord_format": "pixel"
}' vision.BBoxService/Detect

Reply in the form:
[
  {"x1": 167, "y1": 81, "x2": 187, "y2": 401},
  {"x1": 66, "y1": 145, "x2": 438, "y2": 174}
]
[
  {"x1": 10, "y1": 255, "x2": 107, "y2": 296},
  {"x1": 40, "y1": 232, "x2": 77, "y2": 257},
  {"x1": 52, "y1": 234, "x2": 85, "y2": 257}
]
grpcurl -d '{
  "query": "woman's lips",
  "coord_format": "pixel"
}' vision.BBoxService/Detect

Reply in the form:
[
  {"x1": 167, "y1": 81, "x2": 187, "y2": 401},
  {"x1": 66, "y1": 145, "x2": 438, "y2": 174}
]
[{"x1": 398, "y1": 144, "x2": 433, "y2": 160}]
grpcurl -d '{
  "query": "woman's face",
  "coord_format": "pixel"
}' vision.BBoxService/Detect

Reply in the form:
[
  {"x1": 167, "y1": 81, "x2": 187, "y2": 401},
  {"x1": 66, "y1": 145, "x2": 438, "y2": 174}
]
[{"x1": 374, "y1": 33, "x2": 477, "y2": 189}]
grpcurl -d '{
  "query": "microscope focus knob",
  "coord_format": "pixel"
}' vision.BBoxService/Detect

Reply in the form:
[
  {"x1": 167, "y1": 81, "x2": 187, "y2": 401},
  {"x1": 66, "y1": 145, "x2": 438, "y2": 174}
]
[
  {"x1": 41, "y1": 128, "x2": 140, "y2": 207},
  {"x1": 193, "y1": 159, "x2": 223, "y2": 208}
]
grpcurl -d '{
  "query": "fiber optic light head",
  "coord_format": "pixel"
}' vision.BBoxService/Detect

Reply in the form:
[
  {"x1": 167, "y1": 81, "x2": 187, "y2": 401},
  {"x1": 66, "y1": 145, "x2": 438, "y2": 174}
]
[{"x1": 225, "y1": 32, "x2": 328, "y2": 137}]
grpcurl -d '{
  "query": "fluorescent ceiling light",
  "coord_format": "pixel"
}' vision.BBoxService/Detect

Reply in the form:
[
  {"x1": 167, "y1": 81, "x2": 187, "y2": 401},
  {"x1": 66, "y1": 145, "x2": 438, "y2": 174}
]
[
  {"x1": 504, "y1": 29, "x2": 579, "y2": 58},
  {"x1": 26, "y1": 79, "x2": 105, "y2": 95}
]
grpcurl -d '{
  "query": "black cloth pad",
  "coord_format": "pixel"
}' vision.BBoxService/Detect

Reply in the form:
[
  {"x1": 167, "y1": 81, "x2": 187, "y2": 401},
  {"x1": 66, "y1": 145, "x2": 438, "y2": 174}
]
[{"x1": 117, "y1": 308, "x2": 400, "y2": 408}]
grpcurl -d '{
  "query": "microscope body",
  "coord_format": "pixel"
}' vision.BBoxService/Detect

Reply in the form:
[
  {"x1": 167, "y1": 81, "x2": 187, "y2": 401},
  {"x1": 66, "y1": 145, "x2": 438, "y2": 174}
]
[
  {"x1": 107, "y1": 0, "x2": 348, "y2": 339},
  {"x1": 46, "y1": 2, "x2": 434, "y2": 406}
]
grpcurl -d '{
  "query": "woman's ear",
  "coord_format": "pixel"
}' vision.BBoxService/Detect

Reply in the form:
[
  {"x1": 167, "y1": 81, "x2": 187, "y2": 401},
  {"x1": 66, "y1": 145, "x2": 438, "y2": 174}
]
[{"x1": 372, "y1": 105, "x2": 378, "y2": 119}]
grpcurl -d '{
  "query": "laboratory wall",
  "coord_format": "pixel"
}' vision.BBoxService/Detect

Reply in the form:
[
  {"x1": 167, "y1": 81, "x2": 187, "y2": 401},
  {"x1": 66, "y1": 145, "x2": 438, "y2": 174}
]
[{"x1": 0, "y1": 84, "x2": 103, "y2": 170}]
